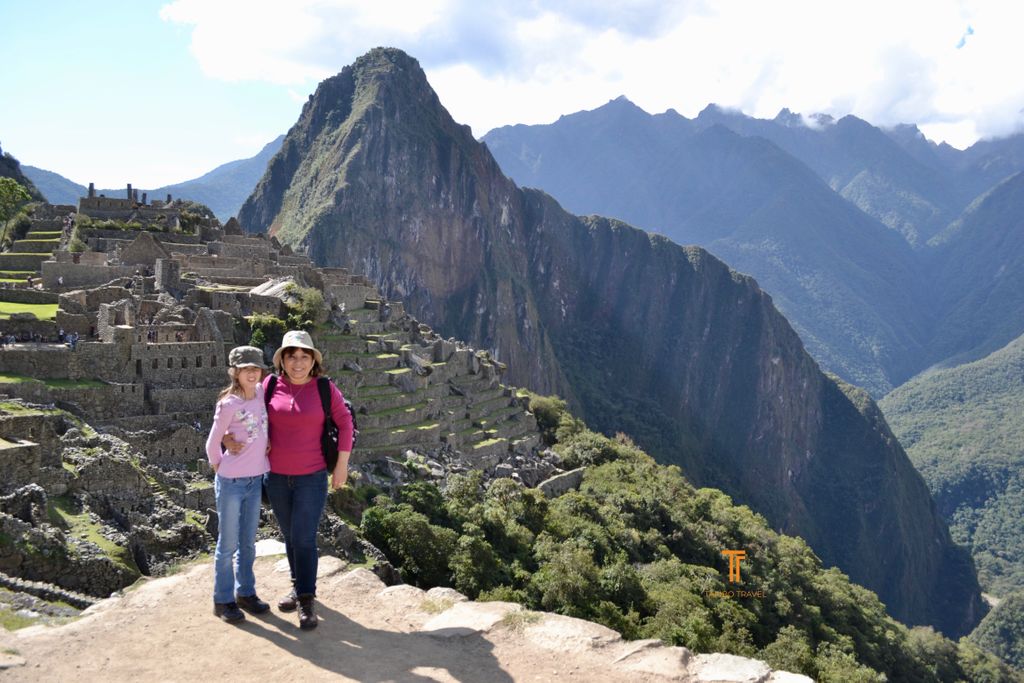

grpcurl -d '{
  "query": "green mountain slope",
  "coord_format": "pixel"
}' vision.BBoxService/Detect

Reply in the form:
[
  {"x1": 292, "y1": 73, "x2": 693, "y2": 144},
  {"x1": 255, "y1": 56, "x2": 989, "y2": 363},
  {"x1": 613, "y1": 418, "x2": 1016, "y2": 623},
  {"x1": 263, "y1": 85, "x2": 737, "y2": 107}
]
[
  {"x1": 879, "y1": 333, "x2": 1024, "y2": 596},
  {"x1": 924, "y1": 173, "x2": 1024, "y2": 370},
  {"x1": 972, "y1": 593, "x2": 1024, "y2": 671},
  {"x1": 238, "y1": 47, "x2": 984, "y2": 636}
]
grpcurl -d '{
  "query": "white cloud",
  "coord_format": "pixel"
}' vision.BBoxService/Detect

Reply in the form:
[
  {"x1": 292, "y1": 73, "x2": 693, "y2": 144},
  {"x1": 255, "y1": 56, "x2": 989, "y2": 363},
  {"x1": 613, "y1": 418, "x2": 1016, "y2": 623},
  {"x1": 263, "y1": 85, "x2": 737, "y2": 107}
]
[{"x1": 160, "y1": 0, "x2": 1024, "y2": 146}]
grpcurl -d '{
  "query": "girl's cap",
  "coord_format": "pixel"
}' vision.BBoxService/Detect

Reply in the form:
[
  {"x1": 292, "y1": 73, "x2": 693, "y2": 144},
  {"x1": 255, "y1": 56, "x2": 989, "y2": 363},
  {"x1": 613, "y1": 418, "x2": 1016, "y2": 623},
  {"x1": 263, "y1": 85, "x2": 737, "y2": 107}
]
[{"x1": 228, "y1": 346, "x2": 267, "y2": 369}]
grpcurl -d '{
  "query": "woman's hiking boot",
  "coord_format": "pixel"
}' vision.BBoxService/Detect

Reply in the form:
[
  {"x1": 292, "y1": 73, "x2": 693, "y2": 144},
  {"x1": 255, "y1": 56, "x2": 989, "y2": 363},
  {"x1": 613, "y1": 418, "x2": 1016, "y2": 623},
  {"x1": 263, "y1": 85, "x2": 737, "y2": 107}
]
[
  {"x1": 235, "y1": 593, "x2": 270, "y2": 614},
  {"x1": 278, "y1": 588, "x2": 298, "y2": 612},
  {"x1": 213, "y1": 602, "x2": 245, "y2": 623},
  {"x1": 298, "y1": 594, "x2": 318, "y2": 630}
]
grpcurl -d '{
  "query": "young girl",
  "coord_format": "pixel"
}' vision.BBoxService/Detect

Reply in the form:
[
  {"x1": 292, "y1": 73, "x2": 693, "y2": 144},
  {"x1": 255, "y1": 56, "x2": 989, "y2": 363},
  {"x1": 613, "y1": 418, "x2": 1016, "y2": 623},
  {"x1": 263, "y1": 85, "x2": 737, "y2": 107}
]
[{"x1": 204, "y1": 345, "x2": 271, "y2": 623}]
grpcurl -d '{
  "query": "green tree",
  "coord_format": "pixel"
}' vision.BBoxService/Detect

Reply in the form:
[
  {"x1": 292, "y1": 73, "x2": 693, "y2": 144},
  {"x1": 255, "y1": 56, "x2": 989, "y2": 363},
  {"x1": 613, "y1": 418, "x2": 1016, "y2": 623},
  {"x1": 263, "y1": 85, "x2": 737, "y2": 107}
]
[
  {"x1": 360, "y1": 503, "x2": 457, "y2": 586},
  {"x1": 0, "y1": 177, "x2": 31, "y2": 239},
  {"x1": 526, "y1": 393, "x2": 568, "y2": 445},
  {"x1": 449, "y1": 524, "x2": 502, "y2": 597},
  {"x1": 759, "y1": 625, "x2": 816, "y2": 678}
]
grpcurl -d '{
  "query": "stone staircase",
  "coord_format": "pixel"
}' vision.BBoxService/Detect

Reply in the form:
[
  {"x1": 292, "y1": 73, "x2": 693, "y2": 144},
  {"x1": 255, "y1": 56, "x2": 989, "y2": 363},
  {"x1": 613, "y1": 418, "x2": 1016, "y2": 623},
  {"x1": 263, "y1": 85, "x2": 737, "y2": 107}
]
[{"x1": 0, "y1": 218, "x2": 63, "y2": 284}]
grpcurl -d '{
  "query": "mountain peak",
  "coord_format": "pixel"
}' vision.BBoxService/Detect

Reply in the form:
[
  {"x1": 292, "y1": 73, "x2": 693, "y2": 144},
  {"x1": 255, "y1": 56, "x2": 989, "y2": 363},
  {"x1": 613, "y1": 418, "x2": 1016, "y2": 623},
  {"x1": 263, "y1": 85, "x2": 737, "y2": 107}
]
[
  {"x1": 694, "y1": 103, "x2": 746, "y2": 124},
  {"x1": 592, "y1": 95, "x2": 649, "y2": 118},
  {"x1": 774, "y1": 107, "x2": 802, "y2": 125}
]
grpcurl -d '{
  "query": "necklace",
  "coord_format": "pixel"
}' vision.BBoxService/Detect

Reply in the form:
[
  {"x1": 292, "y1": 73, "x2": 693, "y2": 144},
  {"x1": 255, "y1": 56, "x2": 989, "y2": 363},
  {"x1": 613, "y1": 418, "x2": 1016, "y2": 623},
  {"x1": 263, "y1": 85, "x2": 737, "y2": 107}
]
[{"x1": 286, "y1": 379, "x2": 313, "y2": 410}]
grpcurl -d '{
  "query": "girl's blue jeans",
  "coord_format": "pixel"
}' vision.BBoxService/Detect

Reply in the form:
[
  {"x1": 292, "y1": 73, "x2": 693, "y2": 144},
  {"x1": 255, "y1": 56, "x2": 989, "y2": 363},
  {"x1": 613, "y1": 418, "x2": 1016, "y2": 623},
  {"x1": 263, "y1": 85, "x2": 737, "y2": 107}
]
[{"x1": 213, "y1": 474, "x2": 263, "y2": 604}]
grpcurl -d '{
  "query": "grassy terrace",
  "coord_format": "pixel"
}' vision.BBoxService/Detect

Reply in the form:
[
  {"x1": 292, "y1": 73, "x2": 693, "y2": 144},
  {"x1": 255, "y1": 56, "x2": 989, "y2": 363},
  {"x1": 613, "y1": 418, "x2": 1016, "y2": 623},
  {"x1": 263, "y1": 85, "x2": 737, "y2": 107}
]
[
  {"x1": 0, "y1": 373, "x2": 104, "y2": 388},
  {"x1": 0, "y1": 302, "x2": 59, "y2": 320}
]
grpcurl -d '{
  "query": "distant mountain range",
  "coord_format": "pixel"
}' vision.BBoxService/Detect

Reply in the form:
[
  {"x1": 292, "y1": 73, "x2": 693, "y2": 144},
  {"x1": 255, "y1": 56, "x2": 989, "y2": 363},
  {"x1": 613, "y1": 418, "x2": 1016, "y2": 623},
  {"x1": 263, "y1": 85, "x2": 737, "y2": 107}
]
[
  {"x1": 22, "y1": 136, "x2": 284, "y2": 222},
  {"x1": 237, "y1": 47, "x2": 984, "y2": 637},
  {"x1": 482, "y1": 98, "x2": 1024, "y2": 396}
]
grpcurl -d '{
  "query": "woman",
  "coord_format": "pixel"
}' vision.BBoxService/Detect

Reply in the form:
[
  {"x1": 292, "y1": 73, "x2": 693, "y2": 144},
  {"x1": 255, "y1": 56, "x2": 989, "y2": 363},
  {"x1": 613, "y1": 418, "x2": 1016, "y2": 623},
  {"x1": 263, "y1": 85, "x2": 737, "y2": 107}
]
[{"x1": 225, "y1": 330, "x2": 353, "y2": 630}]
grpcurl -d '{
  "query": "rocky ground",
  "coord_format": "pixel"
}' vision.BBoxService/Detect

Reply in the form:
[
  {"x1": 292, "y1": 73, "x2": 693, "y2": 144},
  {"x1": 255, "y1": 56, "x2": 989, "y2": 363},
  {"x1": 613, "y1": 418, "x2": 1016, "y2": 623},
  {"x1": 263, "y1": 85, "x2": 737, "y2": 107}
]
[{"x1": 0, "y1": 542, "x2": 809, "y2": 682}]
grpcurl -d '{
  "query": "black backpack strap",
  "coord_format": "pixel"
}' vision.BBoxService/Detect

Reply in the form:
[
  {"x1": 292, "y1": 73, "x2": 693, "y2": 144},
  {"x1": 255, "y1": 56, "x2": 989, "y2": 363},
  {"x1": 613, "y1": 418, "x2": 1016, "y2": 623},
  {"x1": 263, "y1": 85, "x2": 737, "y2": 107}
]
[
  {"x1": 264, "y1": 374, "x2": 278, "y2": 407},
  {"x1": 263, "y1": 374, "x2": 278, "y2": 439},
  {"x1": 316, "y1": 376, "x2": 332, "y2": 414}
]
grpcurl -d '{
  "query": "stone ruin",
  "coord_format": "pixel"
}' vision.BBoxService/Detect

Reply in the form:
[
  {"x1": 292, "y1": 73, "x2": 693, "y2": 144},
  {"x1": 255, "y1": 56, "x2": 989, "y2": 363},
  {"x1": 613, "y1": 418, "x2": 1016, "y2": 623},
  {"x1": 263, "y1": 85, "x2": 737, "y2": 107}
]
[
  {"x1": 77, "y1": 183, "x2": 181, "y2": 230},
  {"x1": 0, "y1": 200, "x2": 566, "y2": 617}
]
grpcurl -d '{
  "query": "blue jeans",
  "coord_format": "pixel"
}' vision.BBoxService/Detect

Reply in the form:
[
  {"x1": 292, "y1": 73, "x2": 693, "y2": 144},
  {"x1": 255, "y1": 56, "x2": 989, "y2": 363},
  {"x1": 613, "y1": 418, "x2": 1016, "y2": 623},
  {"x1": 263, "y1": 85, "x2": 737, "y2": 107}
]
[
  {"x1": 264, "y1": 470, "x2": 328, "y2": 596},
  {"x1": 213, "y1": 474, "x2": 263, "y2": 604}
]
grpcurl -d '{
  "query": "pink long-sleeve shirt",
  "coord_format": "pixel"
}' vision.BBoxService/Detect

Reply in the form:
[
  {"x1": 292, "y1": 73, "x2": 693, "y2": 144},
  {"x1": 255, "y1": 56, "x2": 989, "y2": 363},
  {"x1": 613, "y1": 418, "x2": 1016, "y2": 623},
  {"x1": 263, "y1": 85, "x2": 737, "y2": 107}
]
[
  {"x1": 205, "y1": 386, "x2": 270, "y2": 478},
  {"x1": 264, "y1": 375, "x2": 354, "y2": 475}
]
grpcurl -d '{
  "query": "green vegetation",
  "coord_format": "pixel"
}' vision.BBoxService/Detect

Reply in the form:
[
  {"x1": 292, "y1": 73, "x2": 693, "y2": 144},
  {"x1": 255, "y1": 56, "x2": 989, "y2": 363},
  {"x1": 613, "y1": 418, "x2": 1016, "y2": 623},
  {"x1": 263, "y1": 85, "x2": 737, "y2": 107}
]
[
  {"x1": 176, "y1": 200, "x2": 215, "y2": 234},
  {"x1": 0, "y1": 178, "x2": 32, "y2": 232},
  {"x1": 47, "y1": 495, "x2": 140, "y2": 577},
  {"x1": 0, "y1": 373, "x2": 104, "y2": 389},
  {"x1": 0, "y1": 302, "x2": 59, "y2": 320},
  {"x1": 524, "y1": 392, "x2": 567, "y2": 445},
  {"x1": 74, "y1": 216, "x2": 145, "y2": 231},
  {"x1": 360, "y1": 398, "x2": 1017, "y2": 682},
  {"x1": 879, "y1": 335, "x2": 1024, "y2": 597},
  {"x1": 0, "y1": 400, "x2": 55, "y2": 415},
  {"x1": 284, "y1": 284, "x2": 325, "y2": 330},
  {"x1": 0, "y1": 604, "x2": 38, "y2": 630},
  {"x1": 972, "y1": 593, "x2": 1024, "y2": 670},
  {"x1": 247, "y1": 313, "x2": 287, "y2": 350}
]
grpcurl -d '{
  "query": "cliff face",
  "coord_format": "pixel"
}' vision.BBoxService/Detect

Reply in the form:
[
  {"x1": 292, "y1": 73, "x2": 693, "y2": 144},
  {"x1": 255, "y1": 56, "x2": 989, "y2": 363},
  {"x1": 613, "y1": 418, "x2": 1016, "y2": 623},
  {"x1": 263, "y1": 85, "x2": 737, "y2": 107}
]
[{"x1": 239, "y1": 48, "x2": 983, "y2": 636}]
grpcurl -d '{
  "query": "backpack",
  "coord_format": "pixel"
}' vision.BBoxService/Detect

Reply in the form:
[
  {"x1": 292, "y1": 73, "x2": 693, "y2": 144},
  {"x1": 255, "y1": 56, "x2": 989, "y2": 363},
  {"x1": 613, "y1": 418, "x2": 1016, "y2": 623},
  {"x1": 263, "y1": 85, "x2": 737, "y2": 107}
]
[{"x1": 265, "y1": 375, "x2": 358, "y2": 471}]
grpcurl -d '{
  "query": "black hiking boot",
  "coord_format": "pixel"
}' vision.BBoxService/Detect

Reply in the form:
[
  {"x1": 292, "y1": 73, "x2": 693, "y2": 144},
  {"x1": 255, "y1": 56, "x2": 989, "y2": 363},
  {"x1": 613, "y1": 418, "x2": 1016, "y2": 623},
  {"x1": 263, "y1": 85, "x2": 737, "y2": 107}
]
[
  {"x1": 298, "y1": 594, "x2": 318, "y2": 630},
  {"x1": 213, "y1": 602, "x2": 245, "y2": 623},
  {"x1": 235, "y1": 594, "x2": 270, "y2": 615},
  {"x1": 278, "y1": 588, "x2": 298, "y2": 612}
]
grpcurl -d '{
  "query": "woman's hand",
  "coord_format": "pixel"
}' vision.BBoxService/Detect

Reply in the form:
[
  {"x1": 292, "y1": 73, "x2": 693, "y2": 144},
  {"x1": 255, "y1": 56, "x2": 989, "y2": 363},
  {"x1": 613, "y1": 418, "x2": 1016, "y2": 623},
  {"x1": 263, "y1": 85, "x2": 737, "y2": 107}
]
[
  {"x1": 222, "y1": 432, "x2": 243, "y2": 454},
  {"x1": 331, "y1": 452, "x2": 351, "y2": 489}
]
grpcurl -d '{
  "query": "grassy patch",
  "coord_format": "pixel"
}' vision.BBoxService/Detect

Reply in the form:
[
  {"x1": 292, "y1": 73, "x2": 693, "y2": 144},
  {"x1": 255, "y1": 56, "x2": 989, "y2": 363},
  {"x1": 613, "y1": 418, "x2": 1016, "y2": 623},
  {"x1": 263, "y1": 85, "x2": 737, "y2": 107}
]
[
  {"x1": 499, "y1": 608, "x2": 542, "y2": 632},
  {"x1": 420, "y1": 596, "x2": 455, "y2": 614},
  {"x1": 0, "y1": 373, "x2": 103, "y2": 389},
  {"x1": 0, "y1": 401, "x2": 45, "y2": 415},
  {"x1": 0, "y1": 604, "x2": 39, "y2": 631},
  {"x1": 47, "y1": 496, "x2": 140, "y2": 576},
  {"x1": 0, "y1": 302, "x2": 58, "y2": 320},
  {"x1": 43, "y1": 377, "x2": 104, "y2": 388}
]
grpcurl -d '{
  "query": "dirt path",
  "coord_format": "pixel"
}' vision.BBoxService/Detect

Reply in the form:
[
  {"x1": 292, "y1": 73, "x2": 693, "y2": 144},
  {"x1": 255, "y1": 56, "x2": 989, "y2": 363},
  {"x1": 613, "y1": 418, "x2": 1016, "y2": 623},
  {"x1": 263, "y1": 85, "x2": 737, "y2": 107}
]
[{"x1": 0, "y1": 547, "x2": 804, "y2": 682}]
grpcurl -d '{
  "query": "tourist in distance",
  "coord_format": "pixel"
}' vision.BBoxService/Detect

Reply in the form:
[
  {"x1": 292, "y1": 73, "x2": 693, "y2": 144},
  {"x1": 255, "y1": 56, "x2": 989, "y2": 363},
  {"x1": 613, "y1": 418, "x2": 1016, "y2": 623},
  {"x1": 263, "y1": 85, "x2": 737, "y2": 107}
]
[
  {"x1": 224, "y1": 330, "x2": 354, "y2": 630},
  {"x1": 204, "y1": 345, "x2": 271, "y2": 624}
]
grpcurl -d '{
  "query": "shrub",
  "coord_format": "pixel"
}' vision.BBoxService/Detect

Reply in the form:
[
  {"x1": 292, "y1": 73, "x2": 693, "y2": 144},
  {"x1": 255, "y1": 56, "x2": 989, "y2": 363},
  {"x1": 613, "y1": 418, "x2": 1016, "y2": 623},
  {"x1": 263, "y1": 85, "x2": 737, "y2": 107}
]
[{"x1": 526, "y1": 393, "x2": 568, "y2": 445}]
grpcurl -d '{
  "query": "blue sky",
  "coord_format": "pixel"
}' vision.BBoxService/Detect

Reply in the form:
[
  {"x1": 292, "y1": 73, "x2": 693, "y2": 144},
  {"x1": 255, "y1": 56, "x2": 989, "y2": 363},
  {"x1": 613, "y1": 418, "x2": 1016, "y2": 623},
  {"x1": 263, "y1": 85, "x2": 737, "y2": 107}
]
[{"x1": 2, "y1": 1, "x2": 1023, "y2": 190}]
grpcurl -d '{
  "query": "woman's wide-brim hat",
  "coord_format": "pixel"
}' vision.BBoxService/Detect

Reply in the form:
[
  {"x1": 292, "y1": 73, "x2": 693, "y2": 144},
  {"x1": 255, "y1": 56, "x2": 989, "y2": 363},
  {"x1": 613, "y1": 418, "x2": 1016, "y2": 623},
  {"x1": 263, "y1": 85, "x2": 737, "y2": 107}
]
[{"x1": 273, "y1": 329, "x2": 323, "y2": 369}]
